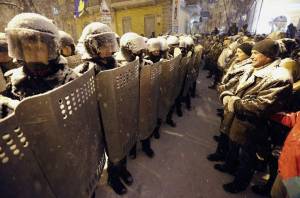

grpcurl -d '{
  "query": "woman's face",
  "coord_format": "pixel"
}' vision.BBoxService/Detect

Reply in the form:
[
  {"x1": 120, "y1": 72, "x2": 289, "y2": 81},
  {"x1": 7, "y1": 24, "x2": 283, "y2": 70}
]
[{"x1": 236, "y1": 48, "x2": 249, "y2": 62}]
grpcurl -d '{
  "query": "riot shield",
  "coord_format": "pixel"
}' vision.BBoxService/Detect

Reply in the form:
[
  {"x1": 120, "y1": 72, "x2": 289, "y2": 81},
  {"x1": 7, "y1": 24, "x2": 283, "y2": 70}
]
[
  {"x1": 0, "y1": 114, "x2": 56, "y2": 198},
  {"x1": 176, "y1": 54, "x2": 190, "y2": 98},
  {"x1": 158, "y1": 58, "x2": 176, "y2": 119},
  {"x1": 182, "y1": 52, "x2": 194, "y2": 97},
  {"x1": 139, "y1": 62, "x2": 161, "y2": 140},
  {"x1": 96, "y1": 59, "x2": 139, "y2": 163},
  {"x1": 190, "y1": 45, "x2": 203, "y2": 83},
  {"x1": 13, "y1": 68, "x2": 105, "y2": 198},
  {"x1": 172, "y1": 54, "x2": 182, "y2": 101}
]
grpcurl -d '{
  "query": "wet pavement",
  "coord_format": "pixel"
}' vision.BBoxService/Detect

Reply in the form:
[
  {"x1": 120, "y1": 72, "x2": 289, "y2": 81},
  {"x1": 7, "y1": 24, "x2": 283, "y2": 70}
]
[{"x1": 96, "y1": 70, "x2": 263, "y2": 198}]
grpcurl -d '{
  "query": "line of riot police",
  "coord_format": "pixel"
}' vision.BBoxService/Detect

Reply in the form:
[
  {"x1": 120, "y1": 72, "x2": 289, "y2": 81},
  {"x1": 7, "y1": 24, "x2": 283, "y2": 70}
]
[{"x1": 0, "y1": 13, "x2": 203, "y2": 197}]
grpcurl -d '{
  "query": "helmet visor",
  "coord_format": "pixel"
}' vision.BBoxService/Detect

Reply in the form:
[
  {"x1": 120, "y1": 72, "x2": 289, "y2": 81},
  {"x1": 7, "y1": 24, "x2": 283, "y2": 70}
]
[
  {"x1": 84, "y1": 32, "x2": 119, "y2": 57},
  {"x1": 6, "y1": 28, "x2": 58, "y2": 62}
]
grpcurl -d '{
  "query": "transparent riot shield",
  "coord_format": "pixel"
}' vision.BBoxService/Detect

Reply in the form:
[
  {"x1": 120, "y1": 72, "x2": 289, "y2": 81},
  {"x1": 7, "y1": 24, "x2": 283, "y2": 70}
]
[
  {"x1": 139, "y1": 62, "x2": 161, "y2": 140},
  {"x1": 96, "y1": 59, "x2": 139, "y2": 163},
  {"x1": 10, "y1": 68, "x2": 105, "y2": 198}
]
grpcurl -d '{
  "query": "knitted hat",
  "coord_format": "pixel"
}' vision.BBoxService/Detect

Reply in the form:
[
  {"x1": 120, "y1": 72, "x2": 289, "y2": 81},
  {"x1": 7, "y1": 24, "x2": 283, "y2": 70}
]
[
  {"x1": 237, "y1": 42, "x2": 253, "y2": 56},
  {"x1": 252, "y1": 39, "x2": 279, "y2": 59}
]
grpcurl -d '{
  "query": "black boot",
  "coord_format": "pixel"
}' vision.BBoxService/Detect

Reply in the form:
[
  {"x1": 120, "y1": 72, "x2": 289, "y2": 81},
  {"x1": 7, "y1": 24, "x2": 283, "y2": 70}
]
[
  {"x1": 208, "y1": 83, "x2": 217, "y2": 89},
  {"x1": 223, "y1": 140, "x2": 257, "y2": 194},
  {"x1": 107, "y1": 162, "x2": 127, "y2": 195},
  {"x1": 216, "y1": 108, "x2": 223, "y2": 113},
  {"x1": 175, "y1": 98, "x2": 183, "y2": 117},
  {"x1": 213, "y1": 135, "x2": 220, "y2": 142},
  {"x1": 207, "y1": 133, "x2": 229, "y2": 161},
  {"x1": 153, "y1": 127, "x2": 160, "y2": 139},
  {"x1": 191, "y1": 82, "x2": 196, "y2": 98},
  {"x1": 129, "y1": 143, "x2": 137, "y2": 159},
  {"x1": 185, "y1": 94, "x2": 191, "y2": 111},
  {"x1": 251, "y1": 156, "x2": 278, "y2": 196},
  {"x1": 216, "y1": 108, "x2": 224, "y2": 118},
  {"x1": 119, "y1": 158, "x2": 133, "y2": 186},
  {"x1": 214, "y1": 163, "x2": 236, "y2": 175},
  {"x1": 141, "y1": 138, "x2": 154, "y2": 158},
  {"x1": 166, "y1": 108, "x2": 176, "y2": 127},
  {"x1": 251, "y1": 184, "x2": 271, "y2": 197},
  {"x1": 206, "y1": 72, "x2": 212, "y2": 78},
  {"x1": 166, "y1": 118, "x2": 176, "y2": 127},
  {"x1": 223, "y1": 181, "x2": 248, "y2": 193},
  {"x1": 153, "y1": 119, "x2": 161, "y2": 139}
]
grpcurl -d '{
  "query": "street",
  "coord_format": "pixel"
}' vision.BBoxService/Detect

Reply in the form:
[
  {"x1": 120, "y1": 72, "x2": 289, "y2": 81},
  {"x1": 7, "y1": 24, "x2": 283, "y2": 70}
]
[{"x1": 96, "y1": 70, "x2": 263, "y2": 198}]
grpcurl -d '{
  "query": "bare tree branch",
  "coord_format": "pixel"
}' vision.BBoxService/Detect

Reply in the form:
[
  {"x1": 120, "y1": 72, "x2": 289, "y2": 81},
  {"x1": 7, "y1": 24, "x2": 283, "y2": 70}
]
[{"x1": 0, "y1": 2, "x2": 23, "y2": 10}]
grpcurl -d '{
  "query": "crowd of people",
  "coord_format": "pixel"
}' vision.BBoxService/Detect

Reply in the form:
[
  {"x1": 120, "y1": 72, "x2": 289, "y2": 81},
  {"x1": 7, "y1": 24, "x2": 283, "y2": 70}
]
[
  {"x1": 0, "y1": 11, "x2": 300, "y2": 198},
  {"x1": 203, "y1": 23, "x2": 300, "y2": 198}
]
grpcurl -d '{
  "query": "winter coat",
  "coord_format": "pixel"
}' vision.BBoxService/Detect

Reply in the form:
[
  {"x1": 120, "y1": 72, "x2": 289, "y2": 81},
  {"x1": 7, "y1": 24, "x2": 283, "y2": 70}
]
[
  {"x1": 75, "y1": 57, "x2": 117, "y2": 75},
  {"x1": 2, "y1": 56, "x2": 78, "y2": 101},
  {"x1": 221, "y1": 59, "x2": 293, "y2": 144},
  {"x1": 218, "y1": 58, "x2": 253, "y2": 135},
  {"x1": 271, "y1": 112, "x2": 300, "y2": 198},
  {"x1": 218, "y1": 58, "x2": 252, "y2": 94},
  {"x1": 0, "y1": 56, "x2": 78, "y2": 118}
]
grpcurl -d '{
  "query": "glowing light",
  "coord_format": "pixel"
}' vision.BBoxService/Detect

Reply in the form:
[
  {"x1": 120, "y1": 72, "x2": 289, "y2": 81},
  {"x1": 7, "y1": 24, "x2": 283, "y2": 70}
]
[{"x1": 254, "y1": 0, "x2": 300, "y2": 34}]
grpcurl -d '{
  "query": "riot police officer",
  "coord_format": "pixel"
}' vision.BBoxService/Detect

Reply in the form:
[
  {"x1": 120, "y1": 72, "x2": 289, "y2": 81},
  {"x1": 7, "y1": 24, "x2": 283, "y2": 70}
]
[
  {"x1": 0, "y1": 13, "x2": 78, "y2": 118},
  {"x1": 145, "y1": 38, "x2": 162, "y2": 63},
  {"x1": 167, "y1": 35, "x2": 180, "y2": 57},
  {"x1": 0, "y1": 32, "x2": 15, "y2": 93},
  {"x1": 158, "y1": 37, "x2": 172, "y2": 60},
  {"x1": 115, "y1": 32, "x2": 155, "y2": 159},
  {"x1": 58, "y1": 30, "x2": 76, "y2": 57},
  {"x1": 76, "y1": 22, "x2": 132, "y2": 195},
  {"x1": 0, "y1": 33, "x2": 16, "y2": 74}
]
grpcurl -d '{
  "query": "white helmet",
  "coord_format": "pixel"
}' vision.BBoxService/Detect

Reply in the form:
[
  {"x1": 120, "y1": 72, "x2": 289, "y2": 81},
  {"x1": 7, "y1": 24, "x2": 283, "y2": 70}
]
[
  {"x1": 167, "y1": 35, "x2": 179, "y2": 46},
  {"x1": 77, "y1": 22, "x2": 118, "y2": 59},
  {"x1": 147, "y1": 38, "x2": 161, "y2": 52},
  {"x1": 179, "y1": 36, "x2": 188, "y2": 48},
  {"x1": 157, "y1": 37, "x2": 168, "y2": 51},
  {"x1": 5, "y1": 13, "x2": 59, "y2": 61},
  {"x1": 58, "y1": 30, "x2": 75, "y2": 49},
  {"x1": 185, "y1": 36, "x2": 194, "y2": 46},
  {"x1": 120, "y1": 32, "x2": 146, "y2": 54},
  {"x1": 143, "y1": 37, "x2": 148, "y2": 43}
]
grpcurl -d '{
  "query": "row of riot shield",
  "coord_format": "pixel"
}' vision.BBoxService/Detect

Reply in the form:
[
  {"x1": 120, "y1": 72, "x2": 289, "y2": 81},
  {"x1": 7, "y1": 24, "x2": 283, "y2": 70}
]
[
  {"x1": 181, "y1": 45, "x2": 203, "y2": 98},
  {"x1": 0, "y1": 68, "x2": 105, "y2": 198},
  {"x1": 0, "y1": 47, "x2": 203, "y2": 198}
]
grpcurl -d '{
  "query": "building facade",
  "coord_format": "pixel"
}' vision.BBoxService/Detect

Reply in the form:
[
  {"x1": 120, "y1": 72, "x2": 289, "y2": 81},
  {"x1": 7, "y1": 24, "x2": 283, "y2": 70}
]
[{"x1": 111, "y1": 0, "x2": 172, "y2": 37}]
